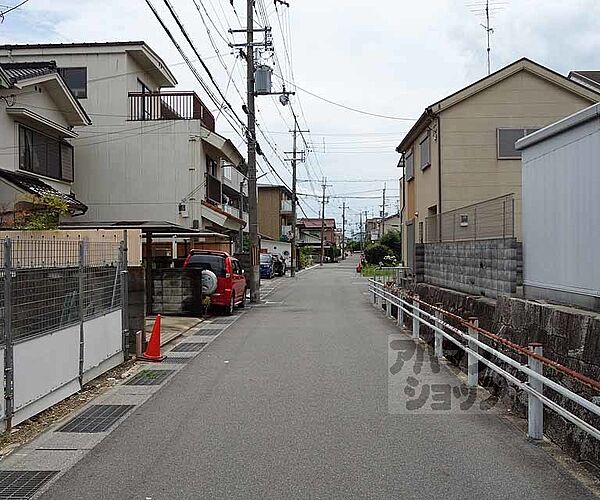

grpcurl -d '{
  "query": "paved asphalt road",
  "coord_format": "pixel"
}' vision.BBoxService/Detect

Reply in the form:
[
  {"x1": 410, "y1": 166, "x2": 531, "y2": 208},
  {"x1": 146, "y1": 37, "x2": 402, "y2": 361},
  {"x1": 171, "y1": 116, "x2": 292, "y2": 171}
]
[{"x1": 40, "y1": 258, "x2": 594, "y2": 499}]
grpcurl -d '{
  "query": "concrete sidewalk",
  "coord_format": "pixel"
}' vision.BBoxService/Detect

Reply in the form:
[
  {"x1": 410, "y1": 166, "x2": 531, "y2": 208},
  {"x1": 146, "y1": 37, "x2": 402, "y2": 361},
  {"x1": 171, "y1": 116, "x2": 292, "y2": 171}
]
[{"x1": 145, "y1": 315, "x2": 204, "y2": 346}]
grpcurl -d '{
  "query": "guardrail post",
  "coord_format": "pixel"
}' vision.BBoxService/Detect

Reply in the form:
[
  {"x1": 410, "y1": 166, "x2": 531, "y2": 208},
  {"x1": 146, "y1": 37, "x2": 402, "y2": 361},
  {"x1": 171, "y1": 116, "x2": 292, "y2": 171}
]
[
  {"x1": 386, "y1": 292, "x2": 392, "y2": 318},
  {"x1": 434, "y1": 303, "x2": 443, "y2": 358},
  {"x1": 467, "y1": 317, "x2": 479, "y2": 387},
  {"x1": 397, "y1": 293, "x2": 404, "y2": 327},
  {"x1": 372, "y1": 281, "x2": 377, "y2": 307},
  {"x1": 412, "y1": 295, "x2": 420, "y2": 340},
  {"x1": 528, "y1": 343, "x2": 544, "y2": 440}
]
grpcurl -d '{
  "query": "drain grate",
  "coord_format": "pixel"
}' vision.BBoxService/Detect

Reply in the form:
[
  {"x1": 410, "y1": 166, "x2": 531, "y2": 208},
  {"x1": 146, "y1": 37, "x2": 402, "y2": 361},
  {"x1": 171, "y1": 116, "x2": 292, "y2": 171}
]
[
  {"x1": 125, "y1": 370, "x2": 174, "y2": 386},
  {"x1": 0, "y1": 470, "x2": 58, "y2": 499},
  {"x1": 207, "y1": 317, "x2": 237, "y2": 324},
  {"x1": 194, "y1": 328, "x2": 222, "y2": 336},
  {"x1": 171, "y1": 342, "x2": 207, "y2": 352},
  {"x1": 164, "y1": 356, "x2": 192, "y2": 364},
  {"x1": 57, "y1": 405, "x2": 135, "y2": 433}
]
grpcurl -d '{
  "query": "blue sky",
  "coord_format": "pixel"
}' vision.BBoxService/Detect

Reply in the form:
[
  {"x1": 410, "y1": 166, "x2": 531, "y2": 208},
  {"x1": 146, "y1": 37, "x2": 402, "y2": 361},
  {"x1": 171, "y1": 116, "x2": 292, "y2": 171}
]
[{"x1": 2, "y1": 0, "x2": 600, "y2": 228}]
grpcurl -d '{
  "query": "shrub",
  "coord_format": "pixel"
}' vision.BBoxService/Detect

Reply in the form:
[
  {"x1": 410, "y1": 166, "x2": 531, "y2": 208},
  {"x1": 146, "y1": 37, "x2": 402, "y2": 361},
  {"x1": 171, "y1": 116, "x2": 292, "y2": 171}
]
[{"x1": 364, "y1": 243, "x2": 390, "y2": 265}]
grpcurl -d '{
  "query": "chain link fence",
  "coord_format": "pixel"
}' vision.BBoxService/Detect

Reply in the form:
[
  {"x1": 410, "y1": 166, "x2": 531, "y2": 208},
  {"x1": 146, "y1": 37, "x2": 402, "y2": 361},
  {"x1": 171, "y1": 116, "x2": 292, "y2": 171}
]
[
  {"x1": 425, "y1": 194, "x2": 514, "y2": 243},
  {"x1": 0, "y1": 238, "x2": 125, "y2": 342}
]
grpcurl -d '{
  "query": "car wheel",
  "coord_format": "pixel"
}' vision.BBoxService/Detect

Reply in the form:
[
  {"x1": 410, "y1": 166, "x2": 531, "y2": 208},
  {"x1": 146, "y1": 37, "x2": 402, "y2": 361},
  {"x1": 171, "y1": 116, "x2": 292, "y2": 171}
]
[
  {"x1": 239, "y1": 288, "x2": 247, "y2": 308},
  {"x1": 225, "y1": 293, "x2": 235, "y2": 316}
]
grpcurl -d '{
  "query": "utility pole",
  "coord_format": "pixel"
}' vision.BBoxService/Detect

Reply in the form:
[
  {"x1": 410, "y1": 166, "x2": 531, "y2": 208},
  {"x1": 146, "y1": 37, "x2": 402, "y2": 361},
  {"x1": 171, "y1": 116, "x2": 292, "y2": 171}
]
[
  {"x1": 319, "y1": 178, "x2": 328, "y2": 266},
  {"x1": 341, "y1": 201, "x2": 346, "y2": 260},
  {"x1": 286, "y1": 117, "x2": 308, "y2": 277},
  {"x1": 246, "y1": 0, "x2": 260, "y2": 302},
  {"x1": 291, "y1": 122, "x2": 298, "y2": 277},
  {"x1": 359, "y1": 211, "x2": 363, "y2": 251},
  {"x1": 381, "y1": 183, "x2": 386, "y2": 238}
]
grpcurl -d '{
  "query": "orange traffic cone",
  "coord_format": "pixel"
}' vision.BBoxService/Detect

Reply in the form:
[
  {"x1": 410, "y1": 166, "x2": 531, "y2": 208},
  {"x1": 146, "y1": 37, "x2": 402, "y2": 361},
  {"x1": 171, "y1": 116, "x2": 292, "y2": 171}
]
[{"x1": 140, "y1": 314, "x2": 165, "y2": 362}]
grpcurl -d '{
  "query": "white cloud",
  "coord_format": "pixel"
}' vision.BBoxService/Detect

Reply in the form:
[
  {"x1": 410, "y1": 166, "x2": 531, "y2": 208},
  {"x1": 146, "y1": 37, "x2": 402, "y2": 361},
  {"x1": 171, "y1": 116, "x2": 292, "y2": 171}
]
[{"x1": 1, "y1": 0, "x2": 599, "y2": 221}]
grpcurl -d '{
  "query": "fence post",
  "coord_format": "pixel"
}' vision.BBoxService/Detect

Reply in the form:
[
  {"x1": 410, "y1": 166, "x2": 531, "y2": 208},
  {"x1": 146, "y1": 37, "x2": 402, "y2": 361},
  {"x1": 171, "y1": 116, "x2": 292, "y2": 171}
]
[
  {"x1": 3, "y1": 238, "x2": 13, "y2": 431},
  {"x1": 434, "y1": 303, "x2": 443, "y2": 358},
  {"x1": 412, "y1": 295, "x2": 420, "y2": 340},
  {"x1": 467, "y1": 317, "x2": 479, "y2": 387},
  {"x1": 528, "y1": 343, "x2": 544, "y2": 440},
  {"x1": 78, "y1": 240, "x2": 85, "y2": 387},
  {"x1": 120, "y1": 233, "x2": 130, "y2": 360},
  {"x1": 502, "y1": 200, "x2": 506, "y2": 239}
]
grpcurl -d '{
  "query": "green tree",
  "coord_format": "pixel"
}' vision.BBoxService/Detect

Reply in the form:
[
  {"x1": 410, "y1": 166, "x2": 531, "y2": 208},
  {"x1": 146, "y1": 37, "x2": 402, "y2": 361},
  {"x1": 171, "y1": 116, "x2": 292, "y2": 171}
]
[
  {"x1": 17, "y1": 194, "x2": 69, "y2": 230},
  {"x1": 380, "y1": 229, "x2": 402, "y2": 259},
  {"x1": 364, "y1": 243, "x2": 391, "y2": 265}
]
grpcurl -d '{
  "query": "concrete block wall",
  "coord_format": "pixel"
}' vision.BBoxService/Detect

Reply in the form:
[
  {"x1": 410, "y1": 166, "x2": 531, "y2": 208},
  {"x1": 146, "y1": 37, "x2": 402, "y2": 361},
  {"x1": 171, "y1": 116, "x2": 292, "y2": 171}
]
[
  {"x1": 127, "y1": 267, "x2": 145, "y2": 352},
  {"x1": 422, "y1": 238, "x2": 518, "y2": 298}
]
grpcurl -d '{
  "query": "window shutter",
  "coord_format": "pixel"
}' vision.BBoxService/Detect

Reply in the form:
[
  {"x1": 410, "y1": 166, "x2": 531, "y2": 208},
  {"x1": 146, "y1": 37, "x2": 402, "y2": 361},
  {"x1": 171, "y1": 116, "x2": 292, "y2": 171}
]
[{"x1": 61, "y1": 143, "x2": 74, "y2": 182}]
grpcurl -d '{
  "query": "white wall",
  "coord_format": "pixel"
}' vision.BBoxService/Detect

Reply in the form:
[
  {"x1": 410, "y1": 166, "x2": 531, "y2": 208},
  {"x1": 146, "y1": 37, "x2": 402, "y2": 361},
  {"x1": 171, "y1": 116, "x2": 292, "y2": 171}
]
[
  {"x1": 522, "y1": 116, "x2": 600, "y2": 300},
  {"x1": 261, "y1": 239, "x2": 291, "y2": 266}
]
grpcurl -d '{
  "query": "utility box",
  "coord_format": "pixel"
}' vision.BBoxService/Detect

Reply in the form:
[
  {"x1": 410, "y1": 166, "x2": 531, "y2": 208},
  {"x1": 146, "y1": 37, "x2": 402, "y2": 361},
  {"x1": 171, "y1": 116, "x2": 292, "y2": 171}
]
[{"x1": 255, "y1": 65, "x2": 272, "y2": 95}]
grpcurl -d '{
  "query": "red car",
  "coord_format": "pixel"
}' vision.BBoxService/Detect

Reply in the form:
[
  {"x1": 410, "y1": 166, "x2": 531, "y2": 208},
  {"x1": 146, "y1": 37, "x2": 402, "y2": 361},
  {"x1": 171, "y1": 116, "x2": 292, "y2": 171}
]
[{"x1": 183, "y1": 250, "x2": 247, "y2": 315}]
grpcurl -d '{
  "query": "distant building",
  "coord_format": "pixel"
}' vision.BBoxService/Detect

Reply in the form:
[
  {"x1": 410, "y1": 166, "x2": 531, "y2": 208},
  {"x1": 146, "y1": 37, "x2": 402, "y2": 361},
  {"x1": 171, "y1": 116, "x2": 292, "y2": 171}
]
[
  {"x1": 397, "y1": 57, "x2": 600, "y2": 272},
  {"x1": 257, "y1": 184, "x2": 294, "y2": 241}
]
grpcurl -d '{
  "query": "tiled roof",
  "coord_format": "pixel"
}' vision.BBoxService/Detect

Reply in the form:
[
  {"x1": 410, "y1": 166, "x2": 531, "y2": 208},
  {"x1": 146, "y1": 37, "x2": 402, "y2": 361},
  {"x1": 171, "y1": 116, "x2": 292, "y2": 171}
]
[
  {"x1": 298, "y1": 218, "x2": 336, "y2": 229},
  {"x1": 0, "y1": 169, "x2": 87, "y2": 214},
  {"x1": 0, "y1": 61, "x2": 58, "y2": 83}
]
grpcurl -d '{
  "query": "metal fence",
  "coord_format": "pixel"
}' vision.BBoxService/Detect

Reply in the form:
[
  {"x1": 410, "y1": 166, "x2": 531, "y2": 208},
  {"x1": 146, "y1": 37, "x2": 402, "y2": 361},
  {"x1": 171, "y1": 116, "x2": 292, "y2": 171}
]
[
  {"x1": 1, "y1": 239, "x2": 126, "y2": 342},
  {"x1": 425, "y1": 194, "x2": 514, "y2": 243},
  {"x1": 368, "y1": 277, "x2": 600, "y2": 442}
]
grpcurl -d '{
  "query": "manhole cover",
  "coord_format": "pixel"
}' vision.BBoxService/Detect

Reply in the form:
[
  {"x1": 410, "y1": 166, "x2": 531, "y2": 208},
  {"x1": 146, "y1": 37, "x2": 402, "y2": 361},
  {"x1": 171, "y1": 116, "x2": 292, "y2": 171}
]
[
  {"x1": 57, "y1": 405, "x2": 135, "y2": 433},
  {"x1": 125, "y1": 370, "x2": 174, "y2": 386},
  {"x1": 171, "y1": 342, "x2": 207, "y2": 352},
  {"x1": 164, "y1": 357, "x2": 192, "y2": 364},
  {"x1": 0, "y1": 470, "x2": 58, "y2": 499},
  {"x1": 194, "y1": 328, "x2": 222, "y2": 336}
]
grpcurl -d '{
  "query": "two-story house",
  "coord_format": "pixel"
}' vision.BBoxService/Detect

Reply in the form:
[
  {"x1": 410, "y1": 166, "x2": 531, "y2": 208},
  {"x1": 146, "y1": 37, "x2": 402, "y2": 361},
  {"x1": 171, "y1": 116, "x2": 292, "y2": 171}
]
[
  {"x1": 257, "y1": 184, "x2": 294, "y2": 241},
  {"x1": 0, "y1": 61, "x2": 91, "y2": 226},
  {"x1": 397, "y1": 58, "x2": 600, "y2": 271},
  {"x1": 297, "y1": 218, "x2": 336, "y2": 246},
  {"x1": 0, "y1": 42, "x2": 247, "y2": 245}
]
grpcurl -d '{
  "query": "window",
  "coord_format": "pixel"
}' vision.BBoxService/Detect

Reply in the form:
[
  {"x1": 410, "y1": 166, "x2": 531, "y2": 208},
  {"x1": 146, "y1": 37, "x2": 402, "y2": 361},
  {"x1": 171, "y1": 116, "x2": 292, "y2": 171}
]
[
  {"x1": 58, "y1": 67, "x2": 87, "y2": 98},
  {"x1": 497, "y1": 128, "x2": 539, "y2": 159},
  {"x1": 19, "y1": 126, "x2": 74, "y2": 182},
  {"x1": 207, "y1": 156, "x2": 218, "y2": 177},
  {"x1": 222, "y1": 165, "x2": 232, "y2": 180},
  {"x1": 405, "y1": 149, "x2": 414, "y2": 181},
  {"x1": 420, "y1": 133, "x2": 431, "y2": 169}
]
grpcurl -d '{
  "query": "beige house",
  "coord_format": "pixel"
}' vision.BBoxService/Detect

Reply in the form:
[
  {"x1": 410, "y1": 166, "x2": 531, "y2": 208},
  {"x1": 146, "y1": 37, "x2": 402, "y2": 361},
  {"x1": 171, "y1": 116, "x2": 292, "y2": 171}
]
[
  {"x1": 397, "y1": 58, "x2": 600, "y2": 271},
  {"x1": 258, "y1": 184, "x2": 294, "y2": 241}
]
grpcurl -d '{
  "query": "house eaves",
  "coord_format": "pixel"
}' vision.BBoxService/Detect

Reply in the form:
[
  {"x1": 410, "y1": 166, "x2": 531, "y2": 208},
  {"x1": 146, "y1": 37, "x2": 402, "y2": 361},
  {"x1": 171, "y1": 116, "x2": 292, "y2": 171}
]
[
  {"x1": 13, "y1": 72, "x2": 91, "y2": 126},
  {"x1": 0, "y1": 41, "x2": 177, "y2": 88},
  {"x1": 200, "y1": 128, "x2": 245, "y2": 169},
  {"x1": 0, "y1": 66, "x2": 10, "y2": 88},
  {"x1": 396, "y1": 57, "x2": 600, "y2": 153}
]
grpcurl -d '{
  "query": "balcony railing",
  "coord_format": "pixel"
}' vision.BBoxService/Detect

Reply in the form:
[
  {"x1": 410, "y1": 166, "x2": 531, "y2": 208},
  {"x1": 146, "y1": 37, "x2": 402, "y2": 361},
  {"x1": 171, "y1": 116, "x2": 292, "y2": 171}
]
[
  {"x1": 128, "y1": 91, "x2": 215, "y2": 131},
  {"x1": 281, "y1": 199, "x2": 293, "y2": 213}
]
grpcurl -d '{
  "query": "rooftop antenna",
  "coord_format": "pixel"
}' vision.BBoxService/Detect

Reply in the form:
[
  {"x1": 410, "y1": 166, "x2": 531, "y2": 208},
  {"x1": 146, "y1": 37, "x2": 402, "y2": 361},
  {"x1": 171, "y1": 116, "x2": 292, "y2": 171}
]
[
  {"x1": 467, "y1": 1, "x2": 507, "y2": 75},
  {"x1": 482, "y1": 0, "x2": 493, "y2": 75}
]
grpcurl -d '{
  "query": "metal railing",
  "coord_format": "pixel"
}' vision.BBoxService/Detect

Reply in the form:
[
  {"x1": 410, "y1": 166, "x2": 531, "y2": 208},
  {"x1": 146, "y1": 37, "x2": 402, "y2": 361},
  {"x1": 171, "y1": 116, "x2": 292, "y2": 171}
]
[
  {"x1": 128, "y1": 91, "x2": 215, "y2": 131},
  {"x1": 425, "y1": 194, "x2": 515, "y2": 242},
  {"x1": 368, "y1": 277, "x2": 600, "y2": 441}
]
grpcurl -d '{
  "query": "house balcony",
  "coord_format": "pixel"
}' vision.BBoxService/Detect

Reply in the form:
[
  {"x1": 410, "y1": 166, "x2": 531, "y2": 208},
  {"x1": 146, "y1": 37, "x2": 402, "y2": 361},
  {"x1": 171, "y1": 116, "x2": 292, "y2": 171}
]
[
  {"x1": 128, "y1": 91, "x2": 215, "y2": 131},
  {"x1": 280, "y1": 199, "x2": 293, "y2": 214}
]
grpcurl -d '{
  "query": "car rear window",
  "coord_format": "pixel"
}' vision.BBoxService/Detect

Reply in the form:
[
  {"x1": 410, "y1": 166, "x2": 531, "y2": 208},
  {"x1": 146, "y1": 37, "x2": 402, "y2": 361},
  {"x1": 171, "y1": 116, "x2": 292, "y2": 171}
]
[
  {"x1": 187, "y1": 254, "x2": 226, "y2": 277},
  {"x1": 260, "y1": 254, "x2": 272, "y2": 263}
]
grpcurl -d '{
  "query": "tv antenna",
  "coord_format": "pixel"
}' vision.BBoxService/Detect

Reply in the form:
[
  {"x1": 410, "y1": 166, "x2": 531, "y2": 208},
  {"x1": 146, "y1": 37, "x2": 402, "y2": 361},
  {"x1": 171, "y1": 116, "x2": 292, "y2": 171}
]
[{"x1": 467, "y1": 1, "x2": 507, "y2": 75}]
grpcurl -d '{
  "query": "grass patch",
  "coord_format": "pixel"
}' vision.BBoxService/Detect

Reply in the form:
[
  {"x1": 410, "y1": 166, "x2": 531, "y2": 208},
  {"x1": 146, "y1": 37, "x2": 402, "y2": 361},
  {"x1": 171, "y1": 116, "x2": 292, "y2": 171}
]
[{"x1": 361, "y1": 265, "x2": 395, "y2": 278}]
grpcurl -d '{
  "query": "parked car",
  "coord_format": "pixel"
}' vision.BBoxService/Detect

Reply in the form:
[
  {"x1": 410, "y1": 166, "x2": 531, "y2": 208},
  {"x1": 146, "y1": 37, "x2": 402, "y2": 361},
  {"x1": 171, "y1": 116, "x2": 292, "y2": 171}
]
[
  {"x1": 272, "y1": 253, "x2": 286, "y2": 277},
  {"x1": 260, "y1": 253, "x2": 275, "y2": 279},
  {"x1": 183, "y1": 250, "x2": 246, "y2": 315}
]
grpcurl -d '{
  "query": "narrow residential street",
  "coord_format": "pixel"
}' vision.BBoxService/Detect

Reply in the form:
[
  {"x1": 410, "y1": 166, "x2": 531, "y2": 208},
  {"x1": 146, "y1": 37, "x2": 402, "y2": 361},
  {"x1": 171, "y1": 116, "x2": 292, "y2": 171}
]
[{"x1": 37, "y1": 258, "x2": 593, "y2": 500}]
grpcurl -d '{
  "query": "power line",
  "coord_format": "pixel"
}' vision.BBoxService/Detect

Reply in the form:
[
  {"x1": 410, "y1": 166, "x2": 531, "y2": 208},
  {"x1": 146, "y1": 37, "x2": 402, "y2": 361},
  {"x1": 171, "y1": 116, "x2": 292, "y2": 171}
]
[
  {"x1": 0, "y1": 0, "x2": 29, "y2": 19},
  {"x1": 272, "y1": 73, "x2": 417, "y2": 121}
]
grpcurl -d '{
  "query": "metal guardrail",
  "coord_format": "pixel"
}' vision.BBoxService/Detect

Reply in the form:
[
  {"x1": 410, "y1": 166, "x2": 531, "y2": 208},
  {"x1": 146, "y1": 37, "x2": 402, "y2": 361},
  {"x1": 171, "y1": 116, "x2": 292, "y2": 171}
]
[{"x1": 368, "y1": 278, "x2": 600, "y2": 441}]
